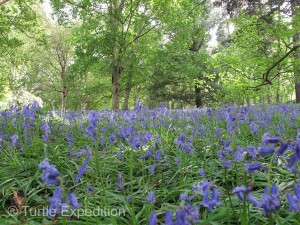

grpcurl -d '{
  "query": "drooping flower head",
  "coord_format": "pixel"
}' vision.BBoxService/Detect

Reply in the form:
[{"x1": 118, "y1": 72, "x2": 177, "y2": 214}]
[{"x1": 39, "y1": 158, "x2": 60, "y2": 187}]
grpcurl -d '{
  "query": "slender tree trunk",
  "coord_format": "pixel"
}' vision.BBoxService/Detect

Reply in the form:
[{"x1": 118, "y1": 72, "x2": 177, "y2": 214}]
[
  {"x1": 195, "y1": 85, "x2": 202, "y2": 107},
  {"x1": 246, "y1": 97, "x2": 250, "y2": 106},
  {"x1": 112, "y1": 65, "x2": 123, "y2": 111},
  {"x1": 123, "y1": 78, "x2": 131, "y2": 110},
  {"x1": 292, "y1": 0, "x2": 300, "y2": 103},
  {"x1": 276, "y1": 90, "x2": 280, "y2": 103},
  {"x1": 61, "y1": 86, "x2": 67, "y2": 112}
]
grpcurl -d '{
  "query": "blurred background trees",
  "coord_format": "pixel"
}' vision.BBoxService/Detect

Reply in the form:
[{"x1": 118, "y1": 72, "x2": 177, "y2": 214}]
[{"x1": 0, "y1": 0, "x2": 299, "y2": 110}]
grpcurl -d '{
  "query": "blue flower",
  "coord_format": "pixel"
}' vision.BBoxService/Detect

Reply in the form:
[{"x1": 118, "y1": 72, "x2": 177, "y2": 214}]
[
  {"x1": 48, "y1": 186, "x2": 68, "y2": 217},
  {"x1": 146, "y1": 191, "x2": 156, "y2": 204},
  {"x1": 200, "y1": 188, "x2": 221, "y2": 211},
  {"x1": 149, "y1": 212, "x2": 157, "y2": 225},
  {"x1": 244, "y1": 162, "x2": 262, "y2": 173},
  {"x1": 262, "y1": 133, "x2": 280, "y2": 145},
  {"x1": 232, "y1": 185, "x2": 252, "y2": 201},
  {"x1": 75, "y1": 146, "x2": 92, "y2": 182},
  {"x1": 67, "y1": 193, "x2": 80, "y2": 209},
  {"x1": 247, "y1": 185, "x2": 280, "y2": 216},
  {"x1": 38, "y1": 158, "x2": 60, "y2": 187},
  {"x1": 149, "y1": 163, "x2": 156, "y2": 175},
  {"x1": 116, "y1": 172, "x2": 124, "y2": 191},
  {"x1": 258, "y1": 147, "x2": 275, "y2": 155},
  {"x1": 192, "y1": 180, "x2": 213, "y2": 194},
  {"x1": 286, "y1": 183, "x2": 300, "y2": 212},
  {"x1": 179, "y1": 193, "x2": 195, "y2": 202},
  {"x1": 140, "y1": 149, "x2": 153, "y2": 160},
  {"x1": 276, "y1": 142, "x2": 289, "y2": 156}
]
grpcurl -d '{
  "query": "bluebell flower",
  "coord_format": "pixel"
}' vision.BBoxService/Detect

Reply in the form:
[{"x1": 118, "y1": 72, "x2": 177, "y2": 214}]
[
  {"x1": 247, "y1": 145, "x2": 257, "y2": 159},
  {"x1": 199, "y1": 168, "x2": 206, "y2": 177},
  {"x1": 276, "y1": 142, "x2": 289, "y2": 156},
  {"x1": 232, "y1": 185, "x2": 252, "y2": 201},
  {"x1": 40, "y1": 122, "x2": 51, "y2": 143},
  {"x1": 129, "y1": 134, "x2": 143, "y2": 150},
  {"x1": 262, "y1": 133, "x2": 280, "y2": 145},
  {"x1": 222, "y1": 160, "x2": 232, "y2": 169},
  {"x1": 11, "y1": 134, "x2": 19, "y2": 148},
  {"x1": 124, "y1": 196, "x2": 132, "y2": 202},
  {"x1": 38, "y1": 158, "x2": 60, "y2": 187},
  {"x1": 87, "y1": 185, "x2": 93, "y2": 193},
  {"x1": 146, "y1": 191, "x2": 156, "y2": 204},
  {"x1": 165, "y1": 210, "x2": 173, "y2": 225},
  {"x1": 258, "y1": 147, "x2": 275, "y2": 155},
  {"x1": 149, "y1": 163, "x2": 156, "y2": 175},
  {"x1": 174, "y1": 133, "x2": 186, "y2": 145},
  {"x1": 286, "y1": 183, "x2": 300, "y2": 212},
  {"x1": 179, "y1": 193, "x2": 194, "y2": 202},
  {"x1": 244, "y1": 162, "x2": 262, "y2": 173},
  {"x1": 75, "y1": 146, "x2": 92, "y2": 182},
  {"x1": 247, "y1": 185, "x2": 280, "y2": 216},
  {"x1": 48, "y1": 186, "x2": 68, "y2": 217},
  {"x1": 116, "y1": 172, "x2": 124, "y2": 191},
  {"x1": 200, "y1": 188, "x2": 221, "y2": 211},
  {"x1": 140, "y1": 149, "x2": 153, "y2": 160},
  {"x1": 217, "y1": 150, "x2": 226, "y2": 160},
  {"x1": 67, "y1": 193, "x2": 80, "y2": 209},
  {"x1": 175, "y1": 204, "x2": 200, "y2": 224},
  {"x1": 175, "y1": 158, "x2": 180, "y2": 165},
  {"x1": 192, "y1": 180, "x2": 213, "y2": 194},
  {"x1": 149, "y1": 212, "x2": 157, "y2": 225},
  {"x1": 155, "y1": 150, "x2": 162, "y2": 161}
]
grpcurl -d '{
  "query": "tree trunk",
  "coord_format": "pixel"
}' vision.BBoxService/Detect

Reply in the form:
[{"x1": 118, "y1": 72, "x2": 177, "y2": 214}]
[
  {"x1": 195, "y1": 85, "x2": 202, "y2": 108},
  {"x1": 112, "y1": 65, "x2": 123, "y2": 111},
  {"x1": 246, "y1": 97, "x2": 250, "y2": 106},
  {"x1": 292, "y1": 0, "x2": 300, "y2": 103},
  {"x1": 276, "y1": 90, "x2": 280, "y2": 103},
  {"x1": 61, "y1": 86, "x2": 67, "y2": 112},
  {"x1": 123, "y1": 78, "x2": 131, "y2": 110}
]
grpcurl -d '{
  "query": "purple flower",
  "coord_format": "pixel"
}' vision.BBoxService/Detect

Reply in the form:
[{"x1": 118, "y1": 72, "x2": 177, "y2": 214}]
[
  {"x1": 165, "y1": 210, "x2": 173, "y2": 225},
  {"x1": 149, "y1": 163, "x2": 156, "y2": 175},
  {"x1": 175, "y1": 205, "x2": 200, "y2": 224},
  {"x1": 174, "y1": 133, "x2": 186, "y2": 145},
  {"x1": 140, "y1": 149, "x2": 153, "y2": 160},
  {"x1": 149, "y1": 212, "x2": 157, "y2": 225},
  {"x1": 38, "y1": 158, "x2": 60, "y2": 187},
  {"x1": 11, "y1": 134, "x2": 19, "y2": 147},
  {"x1": 262, "y1": 133, "x2": 280, "y2": 145},
  {"x1": 174, "y1": 158, "x2": 180, "y2": 165},
  {"x1": 244, "y1": 162, "x2": 262, "y2": 173},
  {"x1": 155, "y1": 150, "x2": 162, "y2": 161},
  {"x1": 286, "y1": 183, "x2": 300, "y2": 212},
  {"x1": 48, "y1": 186, "x2": 68, "y2": 217},
  {"x1": 116, "y1": 172, "x2": 124, "y2": 191},
  {"x1": 192, "y1": 180, "x2": 213, "y2": 194},
  {"x1": 40, "y1": 122, "x2": 51, "y2": 143},
  {"x1": 232, "y1": 185, "x2": 252, "y2": 201},
  {"x1": 124, "y1": 196, "x2": 132, "y2": 202},
  {"x1": 258, "y1": 147, "x2": 275, "y2": 155},
  {"x1": 200, "y1": 188, "x2": 221, "y2": 211},
  {"x1": 129, "y1": 134, "x2": 143, "y2": 150},
  {"x1": 247, "y1": 185, "x2": 280, "y2": 216},
  {"x1": 146, "y1": 191, "x2": 156, "y2": 204},
  {"x1": 67, "y1": 193, "x2": 80, "y2": 209},
  {"x1": 277, "y1": 142, "x2": 289, "y2": 156},
  {"x1": 247, "y1": 145, "x2": 257, "y2": 159},
  {"x1": 180, "y1": 193, "x2": 194, "y2": 202},
  {"x1": 222, "y1": 160, "x2": 232, "y2": 169},
  {"x1": 87, "y1": 185, "x2": 93, "y2": 193},
  {"x1": 75, "y1": 146, "x2": 92, "y2": 182}
]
